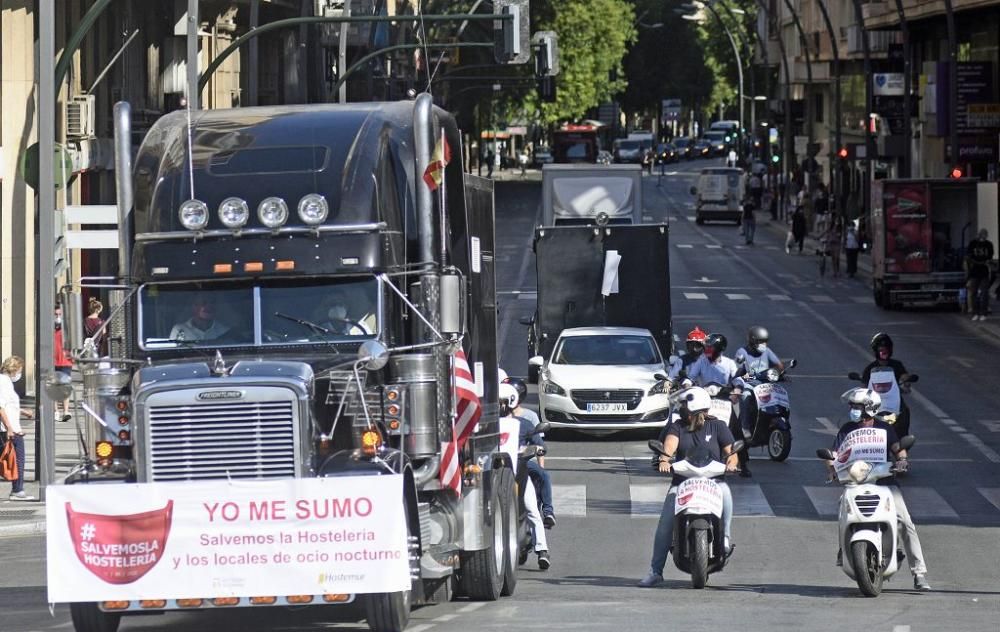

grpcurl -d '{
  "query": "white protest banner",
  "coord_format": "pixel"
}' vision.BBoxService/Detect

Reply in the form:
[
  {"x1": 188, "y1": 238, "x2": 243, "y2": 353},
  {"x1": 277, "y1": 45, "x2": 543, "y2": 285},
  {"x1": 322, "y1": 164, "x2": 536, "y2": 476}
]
[
  {"x1": 867, "y1": 367, "x2": 901, "y2": 413},
  {"x1": 47, "y1": 475, "x2": 409, "y2": 603},
  {"x1": 835, "y1": 427, "x2": 889, "y2": 471},
  {"x1": 675, "y1": 478, "x2": 724, "y2": 517}
]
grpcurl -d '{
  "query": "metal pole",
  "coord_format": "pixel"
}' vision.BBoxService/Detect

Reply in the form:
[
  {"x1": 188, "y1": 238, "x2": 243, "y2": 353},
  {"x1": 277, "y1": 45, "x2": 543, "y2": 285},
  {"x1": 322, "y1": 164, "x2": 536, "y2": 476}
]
[
  {"x1": 943, "y1": 0, "x2": 958, "y2": 171},
  {"x1": 38, "y1": 0, "x2": 56, "y2": 499},
  {"x1": 850, "y1": 0, "x2": 874, "y2": 216},
  {"x1": 755, "y1": 0, "x2": 792, "y2": 217},
  {"x1": 333, "y1": 43, "x2": 493, "y2": 96},
  {"x1": 716, "y1": 2, "x2": 756, "y2": 156},
  {"x1": 816, "y1": 0, "x2": 843, "y2": 209},
  {"x1": 248, "y1": 0, "x2": 259, "y2": 106},
  {"x1": 187, "y1": 0, "x2": 199, "y2": 109},
  {"x1": 703, "y1": 5, "x2": 744, "y2": 152},
  {"x1": 781, "y1": 0, "x2": 814, "y2": 152},
  {"x1": 893, "y1": 0, "x2": 911, "y2": 177},
  {"x1": 338, "y1": 1, "x2": 351, "y2": 102}
]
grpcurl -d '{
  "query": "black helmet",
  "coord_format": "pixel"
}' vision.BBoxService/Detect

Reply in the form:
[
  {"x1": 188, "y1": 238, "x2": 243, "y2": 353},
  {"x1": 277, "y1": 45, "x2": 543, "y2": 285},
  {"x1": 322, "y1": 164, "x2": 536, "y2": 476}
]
[
  {"x1": 704, "y1": 333, "x2": 728, "y2": 359},
  {"x1": 748, "y1": 325, "x2": 769, "y2": 348},
  {"x1": 870, "y1": 332, "x2": 893, "y2": 355},
  {"x1": 504, "y1": 377, "x2": 528, "y2": 406}
]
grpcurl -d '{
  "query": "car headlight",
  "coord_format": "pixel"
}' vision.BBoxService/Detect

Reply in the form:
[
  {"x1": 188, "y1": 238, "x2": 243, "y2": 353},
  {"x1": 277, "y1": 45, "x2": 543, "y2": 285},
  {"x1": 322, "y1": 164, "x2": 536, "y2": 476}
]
[
  {"x1": 543, "y1": 382, "x2": 566, "y2": 396},
  {"x1": 218, "y1": 197, "x2": 249, "y2": 229},
  {"x1": 765, "y1": 368, "x2": 781, "y2": 382},
  {"x1": 257, "y1": 197, "x2": 289, "y2": 228},
  {"x1": 179, "y1": 199, "x2": 209, "y2": 230},
  {"x1": 297, "y1": 193, "x2": 329, "y2": 225},
  {"x1": 648, "y1": 380, "x2": 669, "y2": 396},
  {"x1": 848, "y1": 460, "x2": 873, "y2": 484}
]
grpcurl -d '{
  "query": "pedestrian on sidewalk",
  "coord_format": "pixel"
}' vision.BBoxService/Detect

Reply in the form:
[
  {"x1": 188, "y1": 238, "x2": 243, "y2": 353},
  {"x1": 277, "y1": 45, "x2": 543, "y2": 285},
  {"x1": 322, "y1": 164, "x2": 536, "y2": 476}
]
[
  {"x1": 826, "y1": 216, "x2": 844, "y2": 278},
  {"x1": 742, "y1": 200, "x2": 756, "y2": 245},
  {"x1": 0, "y1": 356, "x2": 35, "y2": 501},
  {"x1": 812, "y1": 184, "x2": 830, "y2": 236},
  {"x1": 749, "y1": 172, "x2": 763, "y2": 210},
  {"x1": 84, "y1": 297, "x2": 106, "y2": 356},
  {"x1": 965, "y1": 229, "x2": 995, "y2": 321},
  {"x1": 845, "y1": 222, "x2": 861, "y2": 278},
  {"x1": 788, "y1": 206, "x2": 807, "y2": 254},
  {"x1": 53, "y1": 303, "x2": 73, "y2": 422}
]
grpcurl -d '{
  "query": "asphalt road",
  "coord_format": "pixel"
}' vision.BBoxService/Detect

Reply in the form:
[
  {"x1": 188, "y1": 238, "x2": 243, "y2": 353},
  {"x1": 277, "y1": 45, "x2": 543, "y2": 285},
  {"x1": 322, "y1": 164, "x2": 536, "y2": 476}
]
[{"x1": 3, "y1": 159, "x2": 1000, "y2": 631}]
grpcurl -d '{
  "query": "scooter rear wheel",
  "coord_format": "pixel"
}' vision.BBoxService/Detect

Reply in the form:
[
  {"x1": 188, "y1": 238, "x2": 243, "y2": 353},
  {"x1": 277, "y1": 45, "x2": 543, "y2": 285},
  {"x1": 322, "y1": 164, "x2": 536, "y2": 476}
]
[{"x1": 851, "y1": 540, "x2": 884, "y2": 597}]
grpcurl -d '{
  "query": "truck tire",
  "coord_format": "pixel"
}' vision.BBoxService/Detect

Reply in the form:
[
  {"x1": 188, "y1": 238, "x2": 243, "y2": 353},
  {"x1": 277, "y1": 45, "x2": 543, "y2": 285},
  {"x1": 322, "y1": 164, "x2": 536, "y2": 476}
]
[
  {"x1": 499, "y1": 468, "x2": 519, "y2": 596},
  {"x1": 365, "y1": 588, "x2": 411, "y2": 632},
  {"x1": 460, "y1": 475, "x2": 506, "y2": 601},
  {"x1": 69, "y1": 603, "x2": 120, "y2": 632}
]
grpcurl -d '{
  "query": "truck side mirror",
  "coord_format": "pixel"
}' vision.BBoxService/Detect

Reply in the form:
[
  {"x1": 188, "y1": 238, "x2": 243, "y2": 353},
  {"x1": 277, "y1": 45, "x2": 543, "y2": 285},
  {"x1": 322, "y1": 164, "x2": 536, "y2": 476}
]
[
  {"x1": 439, "y1": 273, "x2": 466, "y2": 336},
  {"x1": 61, "y1": 289, "x2": 85, "y2": 354},
  {"x1": 358, "y1": 340, "x2": 390, "y2": 371}
]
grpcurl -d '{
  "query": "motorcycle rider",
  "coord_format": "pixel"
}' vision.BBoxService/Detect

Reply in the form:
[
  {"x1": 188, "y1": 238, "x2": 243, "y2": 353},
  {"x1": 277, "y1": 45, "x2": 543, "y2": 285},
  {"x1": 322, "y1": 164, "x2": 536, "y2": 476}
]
[
  {"x1": 733, "y1": 325, "x2": 785, "y2": 440},
  {"x1": 668, "y1": 326, "x2": 708, "y2": 379},
  {"x1": 828, "y1": 387, "x2": 931, "y2": 591},
  {"x1": 504, "y1": 375, "x2": 556, "y2": 528},
  {"x1": 684, "y1": 333, "x2": 752, "y2": 477},
  {"x1": 499, "y1": 382, "x2": 551, "y2": 570},
  {"x1": 861, "y1": 332, "x2": 914, "y2": 437},
  {"x1": 638, "y1": 387, "x2": 739, "y2": 587}
]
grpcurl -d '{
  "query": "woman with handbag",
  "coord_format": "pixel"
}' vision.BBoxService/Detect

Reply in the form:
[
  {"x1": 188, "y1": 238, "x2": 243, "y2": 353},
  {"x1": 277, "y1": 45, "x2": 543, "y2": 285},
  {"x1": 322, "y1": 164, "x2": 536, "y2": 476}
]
[{"x1": 0, "y1": 356, "x2": 35, "y2": 501}]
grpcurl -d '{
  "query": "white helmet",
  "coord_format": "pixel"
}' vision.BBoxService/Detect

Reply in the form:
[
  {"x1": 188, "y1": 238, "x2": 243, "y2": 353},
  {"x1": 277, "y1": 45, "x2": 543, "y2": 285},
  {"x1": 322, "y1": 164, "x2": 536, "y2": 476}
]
[
  {"x1": 682, "y1": 387, "x2": 712, "y2": 414},
  {"x1": 841, "y1": 387, "x2": 881, "y2": 416},
  {"x1": 499, "y1": 382, "x2": 519, "y2": 409},
  {"x1": 498, "y1": 367, "x2": 509, "y2": 385}
]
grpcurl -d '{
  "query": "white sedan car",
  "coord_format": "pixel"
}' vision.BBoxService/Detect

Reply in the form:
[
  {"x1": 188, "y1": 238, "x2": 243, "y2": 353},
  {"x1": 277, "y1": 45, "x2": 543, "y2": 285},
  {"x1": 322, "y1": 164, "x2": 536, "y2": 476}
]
[{"x1": 529, "y1": 327, "x2": 671, "y2": 435}]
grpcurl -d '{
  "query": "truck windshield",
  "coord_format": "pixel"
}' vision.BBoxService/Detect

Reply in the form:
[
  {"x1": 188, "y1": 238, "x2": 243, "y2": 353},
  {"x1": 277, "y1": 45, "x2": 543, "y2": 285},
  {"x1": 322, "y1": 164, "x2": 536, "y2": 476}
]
[
  {"x1": 140, "y1": 278, "x2": 379, "y2": 349},
  {"x1": 553, "y1": 335, "x2": 661, "y2": 365}
]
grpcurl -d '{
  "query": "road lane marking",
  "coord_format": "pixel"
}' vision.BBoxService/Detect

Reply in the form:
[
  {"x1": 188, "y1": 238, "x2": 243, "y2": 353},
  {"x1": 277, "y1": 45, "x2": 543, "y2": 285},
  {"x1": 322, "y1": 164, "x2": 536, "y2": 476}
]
[
  {"x1": 552, "y1": 484, "x2": 587, "y2": 516},
  {"x1": 768, "y1": 294, "x2": 791, "y2": 301},
  {"x1": 949, "y1": 424, "x2": 969, "y2": 432},
  {"x1": 893, "y1": 626, "x2": 911, "y2": 632},
  {"x1": 978, "y1": 488, "x2": 1000, "y2": 512},
  {"x1": 684, "y1": 292, "x2": 709, "y2": 300},
  {"x1": 458, "y1": 602, "x2": 486, "y2": 613},
  {"x1": 676, "y1": 244, "x2": 694, "y2": 249},
  {"x1": 960, "y1": 434, "x2": 1000, "y2": 462},
  {"x1": 812, "y1": 416, "x2": 839, "y2": 435},
  {"x1": 630, "y1": 483, "x2": 669, "y2": 517},
  {"x1": 809, "y1": 295, "x2": 834, "y2": 303},
  {"x1": 706, "y1": 244, "x2": 723, "y2": 249},
  {"x1": 850, "y1": 296, "x2": 875, "y2": 304},
  {"x1": 978, "y1": 420, "x2": 1000, "y2": 432},
  {"x1": 725, "y1": 293, "x2": 750, "y2": 300},
  {"x1": 433, "y1": 614, "x2": 459, "y2": 622},
  {"x1": 408, "y1": 625, "x2": 435, "y2": 632},
  {"x1": 804, "y1": 486, "x2": 842, "y2": 517},
  {"x1": 731, "y1": 483, "x2": 775, "y2": 517},
  {"x1": 901, "y1": 487, "x2": 959, "y2": 520}
]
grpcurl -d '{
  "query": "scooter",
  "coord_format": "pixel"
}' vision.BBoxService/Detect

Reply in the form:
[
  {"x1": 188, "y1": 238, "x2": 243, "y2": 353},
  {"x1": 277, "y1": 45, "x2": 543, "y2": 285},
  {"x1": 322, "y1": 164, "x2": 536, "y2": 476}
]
[
  {"x1": 741, "y1": 359, "x2": 797, "y2": 461},
  {"x1": 847, "y1": 371, "x2": 919, "y2": 438},
  {"x1": 816, "y1": 434, "x2": 916, "y2": 597},
  {"x1": 648, "y1": 439, "x2": 744, "y2": 589},
  {"x1": 514, "y1": 423, "x2": 550, "y2": 566}
]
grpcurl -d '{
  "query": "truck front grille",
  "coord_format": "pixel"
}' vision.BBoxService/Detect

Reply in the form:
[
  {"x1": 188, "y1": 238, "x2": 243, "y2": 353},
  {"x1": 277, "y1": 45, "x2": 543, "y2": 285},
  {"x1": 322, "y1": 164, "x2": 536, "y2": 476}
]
[{"x1": 148, "y1": 399, "x2": 296, "y2": 481}]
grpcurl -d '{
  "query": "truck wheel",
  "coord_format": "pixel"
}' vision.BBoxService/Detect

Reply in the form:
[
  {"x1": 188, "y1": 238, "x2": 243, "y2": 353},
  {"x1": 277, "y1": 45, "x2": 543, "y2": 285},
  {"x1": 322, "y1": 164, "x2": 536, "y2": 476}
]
[
  {"x1": 365, "y1": 589, "x2": 411, "y2": 632},
  {"x1": 460, "y1": 474, "x2": 506, "y2": 601},
  {"x1": 69, "y1": 603, "x2": 120, "y2": 632},
  {"x1": 499, "y1": 468, "x2": 519, "y2": 596}
]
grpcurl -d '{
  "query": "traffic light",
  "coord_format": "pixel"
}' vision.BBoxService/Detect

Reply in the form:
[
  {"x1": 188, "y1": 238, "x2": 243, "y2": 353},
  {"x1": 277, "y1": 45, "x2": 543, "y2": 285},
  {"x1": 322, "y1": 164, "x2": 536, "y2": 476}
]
[
  {"x1": 950, "y1": 166, "x2": 963, "y2": 179},
  {"x1": 771, "y1": 153, "x2": 780, "y2": 164},
  {"x1": 494, "y1": 0, "x2": 528, "y2": 64},
  {"x1": 537, "y1": 75, "x2": 556, "y2": 103},
  {"x1": 837, "y1": 147, "x2": 849, "y2": 160}
]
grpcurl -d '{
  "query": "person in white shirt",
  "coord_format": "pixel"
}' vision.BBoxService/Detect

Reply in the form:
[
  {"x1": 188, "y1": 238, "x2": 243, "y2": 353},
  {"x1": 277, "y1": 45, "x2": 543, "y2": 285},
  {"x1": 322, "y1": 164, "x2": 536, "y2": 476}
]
[
  {"x1": 170, "y1": 295, "x2": 230, "y2": 342},
  {"x1": 733, "y1": 325, "x2": 784, "y2": 436},
  {"x1": 0, "y1": 356, "x2": 35, "y2": 501}
]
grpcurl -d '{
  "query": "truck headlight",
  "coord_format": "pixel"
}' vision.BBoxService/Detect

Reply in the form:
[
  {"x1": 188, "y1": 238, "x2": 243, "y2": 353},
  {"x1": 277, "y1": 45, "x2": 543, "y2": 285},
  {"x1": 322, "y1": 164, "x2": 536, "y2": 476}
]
[
  {"x1": 297, "y1": 194, "x2": 329, "y2": 225},
  {"x1": 179, "y1": 199, "x2": 209, "y2": 230},
  {"x1": 543, "y1": 382, "x2": 566, "y2": 396},
  {"x1": 257, "y1": 197, "x2": 289, "y2": 228},
  {"x1": 218, "y1": 197, "x2": 249, "y2": 228}
]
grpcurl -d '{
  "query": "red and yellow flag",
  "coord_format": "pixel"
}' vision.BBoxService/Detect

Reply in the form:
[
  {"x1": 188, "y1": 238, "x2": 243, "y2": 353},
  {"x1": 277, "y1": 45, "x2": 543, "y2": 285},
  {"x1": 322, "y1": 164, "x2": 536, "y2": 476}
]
[{"x1": 422, "y1": 133, "x2": 452, "y2": 191}]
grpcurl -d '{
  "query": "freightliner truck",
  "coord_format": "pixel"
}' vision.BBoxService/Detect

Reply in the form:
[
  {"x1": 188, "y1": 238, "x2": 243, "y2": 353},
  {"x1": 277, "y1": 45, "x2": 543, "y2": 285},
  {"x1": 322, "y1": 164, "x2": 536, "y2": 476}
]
[{"x1": 59, "y1": 95, "x2": 516, "y2": 632}]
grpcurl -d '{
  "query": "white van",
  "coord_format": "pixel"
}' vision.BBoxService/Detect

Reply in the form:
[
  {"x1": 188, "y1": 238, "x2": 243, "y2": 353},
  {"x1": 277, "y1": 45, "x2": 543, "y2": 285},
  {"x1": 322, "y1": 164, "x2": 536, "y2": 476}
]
[{"x1": 690, "y1": 167, "x2": 745, "y2": 224}]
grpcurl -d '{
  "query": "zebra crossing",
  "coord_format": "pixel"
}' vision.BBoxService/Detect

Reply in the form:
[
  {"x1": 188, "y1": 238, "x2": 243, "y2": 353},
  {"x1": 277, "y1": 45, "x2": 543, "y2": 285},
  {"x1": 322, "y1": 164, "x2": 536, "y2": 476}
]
[
  {"x1": 678, "y1": 291, "x2": 873, "y2": 305},
  {"x1": 547, "y1": 482, "x2": 1000, "y2": 523}
]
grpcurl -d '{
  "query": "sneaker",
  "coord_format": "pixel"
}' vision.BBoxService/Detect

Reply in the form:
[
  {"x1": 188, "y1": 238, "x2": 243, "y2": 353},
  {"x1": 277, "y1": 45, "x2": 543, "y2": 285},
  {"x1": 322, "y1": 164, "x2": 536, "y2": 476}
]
[
  {"x1": 835, "y1": 549, "x2": 843, "y2": 567},
  {"x1": 9, "y1": 491, "x2": 36, "y2": 502},
  {"x1": 543, "y1": 513, "x2": 556, "y2": 529},
  {"x1": 972, "y1": 315, "x2": 981, "y2": 321},
  {"x1": 537, "y1": 551, "x2": 551, "y2": 570},
  {"x1": 739, "y1": 467, "x2": 752, "y2": 478},
  {"x1": 57, "y1": 414, "x2": 71, "y2": 423},
  {"x1": 724, "y1": 537, "x2": 734, "y2": 557},
  {"x1": 914, "y1": 574, "x2": 931, "y2": 591},
  {"x1": 981, "y1": 315, "x2": 988, "y2": 322},
  {"x1": 637, "y1": 572, "x2": 663, "y2": 588}
]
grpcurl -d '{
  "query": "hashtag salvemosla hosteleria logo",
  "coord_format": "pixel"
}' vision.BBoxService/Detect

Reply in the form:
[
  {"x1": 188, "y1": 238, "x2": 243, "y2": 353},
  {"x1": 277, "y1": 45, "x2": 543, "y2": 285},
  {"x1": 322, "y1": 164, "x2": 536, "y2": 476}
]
[{"x1": 80, "y1": 522, "x2": 97, "y2": 540}]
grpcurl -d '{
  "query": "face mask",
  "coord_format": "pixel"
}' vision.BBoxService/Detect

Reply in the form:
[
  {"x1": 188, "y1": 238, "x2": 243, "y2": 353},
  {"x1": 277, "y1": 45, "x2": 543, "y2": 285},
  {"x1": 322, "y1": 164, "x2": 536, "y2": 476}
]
[
  {"x1": 12, "y1": 372, "x2": 22, "y2": 383},
  {"x1": 55, "y1": 317, "x2": 63, "y2": 326},
  {"x1": 878, "y1": 348, "x2": 890, "y2": 361},
  {"x1": 328, "y1": 306, "x2": 347, "y2": 321},
  {"x1": 849, "y1": 408, "x2": 863, "y2": 422},
  {"x1": 755, "y1": 343, "x2": 767, "y2": 354}
]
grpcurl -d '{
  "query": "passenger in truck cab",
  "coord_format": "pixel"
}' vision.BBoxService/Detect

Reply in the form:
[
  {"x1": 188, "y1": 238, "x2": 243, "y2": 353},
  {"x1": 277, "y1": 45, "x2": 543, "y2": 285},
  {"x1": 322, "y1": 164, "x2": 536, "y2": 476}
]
[
  {"x1": 316, "y1": 286, "x2": 374, "y2": 336},
  {"x1": 169, "y1": 294, "x2": 231, "y2": 342}
]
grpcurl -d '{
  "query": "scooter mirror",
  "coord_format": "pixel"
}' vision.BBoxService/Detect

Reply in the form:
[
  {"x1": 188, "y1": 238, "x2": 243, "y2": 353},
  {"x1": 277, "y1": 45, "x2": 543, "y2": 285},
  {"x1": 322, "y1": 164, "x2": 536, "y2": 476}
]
[
  {"x1": 654, "y1": 373, "x2": 668, "y2": 382},
  {"x1": 847, "y1": 371, "x2": 862, "y2": 381},
  {"x1": 907, "y1": 374, "x2": 920, "y2": 384},
  {"x1": 898, "y1": 435, "x2": 916, "y2": 450},
  {"x1": 518, "y1": 315, "x2": 534, "y2": 326},
  {"x1": 730, "y1": 440, "x2": 745, "y2": 453},
  {"x1": 816, "y1": 448, "x2": 835, "y2": 460},
  {"x1": 786, "y1": 358, "x2": 797, "y2": 369},
  {"x1": 648, "y1": 439, "x2": 666, "y2": 455},
  {"x1": 533, "y1": 422, "x2": 551, "y2": 435}
]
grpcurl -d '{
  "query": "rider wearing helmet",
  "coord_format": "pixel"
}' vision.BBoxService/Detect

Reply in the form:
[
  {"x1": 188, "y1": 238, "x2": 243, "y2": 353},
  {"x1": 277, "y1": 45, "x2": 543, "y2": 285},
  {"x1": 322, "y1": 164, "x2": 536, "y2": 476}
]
[
  {"x1": 733, "y1": 326, "x2": 785, "y2": 445},
  {"x1": 638, "y1": 387, "x2": 739, "y2": 587},
  {"x1": 503, "y1": 375, "x2": 556, "y2": 528},
  {"x1": 499, "y1": 381, "x2": 551, "y2": 570},
  {"x1": 831, "y1": 387, "x2": 930, "y2": 590},
  {"x1": 669, "y1": 326, "x2": 708, "y2": 379},
  {"x1": 861, "y1": 332, "x2": 914, "y2": 437}
]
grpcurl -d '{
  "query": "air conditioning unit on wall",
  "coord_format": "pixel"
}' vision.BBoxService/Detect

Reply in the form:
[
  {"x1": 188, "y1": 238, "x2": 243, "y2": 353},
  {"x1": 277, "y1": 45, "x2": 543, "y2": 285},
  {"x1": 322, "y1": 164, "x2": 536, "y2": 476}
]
[{"x1": 66, "y1": 95, "x2": 96, "y2": 138}]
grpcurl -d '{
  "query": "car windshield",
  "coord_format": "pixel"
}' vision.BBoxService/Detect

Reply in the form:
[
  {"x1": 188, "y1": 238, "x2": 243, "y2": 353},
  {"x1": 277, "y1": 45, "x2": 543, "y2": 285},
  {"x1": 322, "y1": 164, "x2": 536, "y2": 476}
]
[
  {"x1": 704, "y1": 132, "x2": 725, "y2": 141},
  {"x1": 674, "y1": 138, "x2": 691, "y2": 147},
  {"x1": 552, "y1": 335, "x2": 661, "y2": 365},
  {"x1": 140, "y1": 277, "x2": 379, "y2": 349},
  {"x1": 617, "y1": 141, "x2": 640, "y2": 150}
]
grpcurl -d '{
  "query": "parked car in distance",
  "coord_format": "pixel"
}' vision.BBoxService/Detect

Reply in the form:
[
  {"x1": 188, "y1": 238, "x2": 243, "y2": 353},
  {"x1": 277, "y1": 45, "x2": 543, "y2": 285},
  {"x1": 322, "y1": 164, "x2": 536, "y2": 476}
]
[
  {"x1": 530, "y1": 326, "x2": 671, "y2": 435},
  {"x1": 673, "y1": 137, "x2": 694, "y2": 159},
  {"x1": 533, "y1": 146, "x2": 554, "y2": 167}
]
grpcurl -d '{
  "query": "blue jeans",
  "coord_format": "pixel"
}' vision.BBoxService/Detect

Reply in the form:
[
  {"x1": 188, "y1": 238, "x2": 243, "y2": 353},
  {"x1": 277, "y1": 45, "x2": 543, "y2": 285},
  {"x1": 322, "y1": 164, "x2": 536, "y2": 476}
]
[
  {"x1": 527, "y1": 460, "x2": 554, "y2": 516},
  {"x1": 8, "y1": 434, "x2": 25, "y2": 494},
  {"x1": 649, "y1": 482, "x2": 733, "y2": 576},
  {"x1": 738, "y1": 391, "x2": 756, "y2": 435},
  {"x1": 744, "y1": 215, "x2": 756, "y2": 244}
]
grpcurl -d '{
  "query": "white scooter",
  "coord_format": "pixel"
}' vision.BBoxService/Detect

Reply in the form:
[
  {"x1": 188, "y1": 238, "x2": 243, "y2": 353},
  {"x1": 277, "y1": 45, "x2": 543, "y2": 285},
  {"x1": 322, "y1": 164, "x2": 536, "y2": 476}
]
[
  {"x1": 816, "y1": 434, "x2": 915, "y2": 597},
  {"x1": 649, "y1": 439, "x2": 743, "y2": 589}
]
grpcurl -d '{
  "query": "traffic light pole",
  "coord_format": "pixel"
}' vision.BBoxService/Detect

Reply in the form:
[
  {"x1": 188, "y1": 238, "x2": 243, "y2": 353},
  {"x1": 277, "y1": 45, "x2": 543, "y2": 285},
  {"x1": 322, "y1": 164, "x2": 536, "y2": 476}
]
[
  {"x1": 816, "y1": 0, "x2": 843, "y2": 213},
  {"x1": 754, "y1": 0, "x2": 793, "y2": 218}
]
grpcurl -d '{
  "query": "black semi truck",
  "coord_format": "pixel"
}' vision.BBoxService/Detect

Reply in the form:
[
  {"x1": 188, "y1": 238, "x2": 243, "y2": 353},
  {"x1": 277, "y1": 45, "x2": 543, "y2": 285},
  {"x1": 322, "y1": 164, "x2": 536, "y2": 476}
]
[{"x1": 59, "y1": 95, "x2": 516, "y2": 632}]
